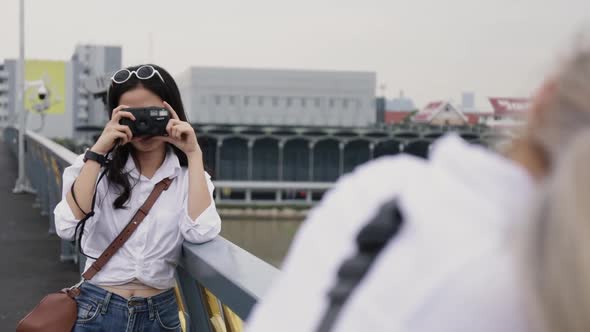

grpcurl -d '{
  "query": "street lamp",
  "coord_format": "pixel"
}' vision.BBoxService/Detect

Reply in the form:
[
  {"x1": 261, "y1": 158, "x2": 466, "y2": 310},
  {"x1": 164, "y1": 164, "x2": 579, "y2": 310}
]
[
  {"x1": 12, "y1": 0, "x2": 59, "y2": 194},
  {"x1": 13, "y1": 0, "x2": 33, "y2": 193}
]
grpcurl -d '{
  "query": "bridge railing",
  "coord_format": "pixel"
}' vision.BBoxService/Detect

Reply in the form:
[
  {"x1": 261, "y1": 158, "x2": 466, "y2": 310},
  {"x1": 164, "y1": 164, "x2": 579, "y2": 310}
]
[{"x1": 3, "y1": 127, "x2": 280, "y2": 332}]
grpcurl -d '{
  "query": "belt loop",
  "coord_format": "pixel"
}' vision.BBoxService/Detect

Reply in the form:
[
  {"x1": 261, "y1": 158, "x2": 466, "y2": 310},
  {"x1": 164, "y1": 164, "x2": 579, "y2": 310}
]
[
  {"x1": 101, "y1": 291, "x2": 112, "y2": 315},
  {"x1": 147, "y1": 297, "x2": 155, "y2": 321}
]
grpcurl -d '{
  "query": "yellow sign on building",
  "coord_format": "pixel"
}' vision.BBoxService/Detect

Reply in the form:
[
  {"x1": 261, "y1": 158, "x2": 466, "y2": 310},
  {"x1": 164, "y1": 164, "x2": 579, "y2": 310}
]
[{"x1": 25, "y1": 60, "x2": 66, "y2": 115}]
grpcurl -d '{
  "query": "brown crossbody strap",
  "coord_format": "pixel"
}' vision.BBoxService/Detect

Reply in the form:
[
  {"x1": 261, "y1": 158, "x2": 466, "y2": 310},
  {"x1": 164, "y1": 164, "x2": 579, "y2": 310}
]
[{"x1": 81, "y1": 177, "x2": 174, "y2": 280}]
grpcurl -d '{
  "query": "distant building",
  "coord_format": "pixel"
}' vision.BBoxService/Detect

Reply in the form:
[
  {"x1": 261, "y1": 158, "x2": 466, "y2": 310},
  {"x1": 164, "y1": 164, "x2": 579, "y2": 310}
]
[
  {"x1": 412, "y1": 98, "x2": 507, "y2": 126},
  {"x1": 382, "y1": 91, "x2": 417, "y2": 124},
  {"x1": 488, "y1": 97, "x2": 530, "y2": 118},
  {"x1": 464, "y1": 111, "x2": 494, "y2": 125},
  {"x1": 0, "y1": 44, "x2": 121, "y2": 140},
  {"x1": 386, "y1": 91, "x2": 416, "y2": 112},
  {"x1": 71, "y1": 44, "x2": 122, "y2": 143},
  {"x1": 410, "y1": 96, "x2": 531, "y2": 128},
  {"x1": 0, "y1": 60, "x2": 17, "y2": 128},
  {"x1": 177, "y1": 67, "x2": 377, "y2": 127},
  {"x1": 461, "y1": 92, "x2": 476, "y2": 113},
  {"x1": 460, "y1": 92, "x2": 494, "y2": 125},
  {"x1": 0, "y1": 58, "x2": 73, "y2": 138},
  {"x1": 413, "y1": 101, "x2": 470, "y2": 126},
  {"x1": 384, "y1": 111, "x2": 414, "y2": 124},
  {"x1": 483, "y1": 97, "x2": 530, "y2": 128}
]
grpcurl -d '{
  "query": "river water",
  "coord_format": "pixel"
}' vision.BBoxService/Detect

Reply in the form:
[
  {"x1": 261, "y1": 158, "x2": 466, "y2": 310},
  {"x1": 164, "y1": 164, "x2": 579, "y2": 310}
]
[{"x1": 218, "y1": 212, "x2": 305, "y2": 268}]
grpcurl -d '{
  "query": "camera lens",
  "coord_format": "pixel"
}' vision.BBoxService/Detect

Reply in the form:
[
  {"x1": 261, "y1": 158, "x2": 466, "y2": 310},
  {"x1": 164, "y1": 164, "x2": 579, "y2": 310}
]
[{"x1": 137, "y1": 120, "x2": 149, "y2": 130}]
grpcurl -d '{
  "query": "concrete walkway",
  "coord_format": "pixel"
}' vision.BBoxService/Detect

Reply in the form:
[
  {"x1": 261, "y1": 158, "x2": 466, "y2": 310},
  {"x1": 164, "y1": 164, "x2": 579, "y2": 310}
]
[{"x1": 0, "y1": 138, "x2": 79, "y2": 330}]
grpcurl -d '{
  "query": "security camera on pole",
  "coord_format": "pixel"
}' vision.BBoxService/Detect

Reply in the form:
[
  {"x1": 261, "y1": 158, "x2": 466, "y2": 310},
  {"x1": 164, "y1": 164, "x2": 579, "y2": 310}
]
[
  {"x1": 13, "y1": 78, "x2": 55, "y2": 193},
  {"x1": 27, "y1": 79, "x2": 54, "y2": 132}
]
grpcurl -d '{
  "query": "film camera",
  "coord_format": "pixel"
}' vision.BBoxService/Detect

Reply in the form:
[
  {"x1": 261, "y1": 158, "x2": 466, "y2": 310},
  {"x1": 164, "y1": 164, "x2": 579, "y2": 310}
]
[{"x1": 119, "y1": 107, "x2": 170, "y2": 137}]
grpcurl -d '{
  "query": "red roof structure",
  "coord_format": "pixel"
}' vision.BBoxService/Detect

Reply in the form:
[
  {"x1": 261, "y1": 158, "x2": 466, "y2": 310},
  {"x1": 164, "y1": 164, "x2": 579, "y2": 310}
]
[
  {"x1": 413, "y1": 101, "x2": 444, "y2": 122},
  {"x1": 489, "y1": 97, "x2": 530, "y2": 116},
  {"x1": 384, "y1": 111, "x2": 414, "y2": 124},
  {"x1": 413, "y1": 101, "x2": 470, "y2": 125}
]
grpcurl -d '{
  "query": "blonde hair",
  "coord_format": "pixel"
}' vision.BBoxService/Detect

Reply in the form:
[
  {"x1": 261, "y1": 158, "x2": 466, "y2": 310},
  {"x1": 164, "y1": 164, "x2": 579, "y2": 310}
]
[{"x1": 525, "y1": 40, "x2": 590, "y2": 332}]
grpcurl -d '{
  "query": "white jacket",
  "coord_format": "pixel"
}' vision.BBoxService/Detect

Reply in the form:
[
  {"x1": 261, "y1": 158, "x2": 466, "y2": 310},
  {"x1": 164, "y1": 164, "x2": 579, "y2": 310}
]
[{"x1": 246, "y1": 134, "x2": 535, "y2": 332}]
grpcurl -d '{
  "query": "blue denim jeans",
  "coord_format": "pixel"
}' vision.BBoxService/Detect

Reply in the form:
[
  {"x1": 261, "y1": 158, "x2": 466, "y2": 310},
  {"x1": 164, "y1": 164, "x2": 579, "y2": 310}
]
[{"x1": 72, "y1": 282, "x2": 182, "y2": 332}]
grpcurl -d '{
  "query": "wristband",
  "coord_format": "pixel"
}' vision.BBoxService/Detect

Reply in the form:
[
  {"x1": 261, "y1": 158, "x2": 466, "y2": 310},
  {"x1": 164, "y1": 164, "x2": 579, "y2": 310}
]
[{"x1": 83, "y1": 148, "x2": 107, "y2": 167}]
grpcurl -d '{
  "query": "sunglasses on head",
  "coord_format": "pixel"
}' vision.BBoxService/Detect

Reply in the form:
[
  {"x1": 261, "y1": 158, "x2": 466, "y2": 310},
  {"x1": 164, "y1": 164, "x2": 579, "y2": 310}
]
[{"x1": 111, "y1": 65, "x2": 165, "y2": 84}]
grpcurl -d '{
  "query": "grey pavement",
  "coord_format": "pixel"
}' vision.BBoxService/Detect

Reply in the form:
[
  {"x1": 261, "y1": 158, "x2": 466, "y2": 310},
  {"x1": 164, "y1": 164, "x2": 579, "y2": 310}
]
[{"x1": 0, "y1": 137, "x2": 79, "y2": 331}]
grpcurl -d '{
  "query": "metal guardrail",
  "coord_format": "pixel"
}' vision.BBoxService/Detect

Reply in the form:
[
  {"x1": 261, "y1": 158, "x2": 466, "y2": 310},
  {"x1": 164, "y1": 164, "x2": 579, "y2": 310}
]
[
  {"x1": 214, "y1": 180, "x2": 333, "y2": 206},
  {"x1": 3, "y1": 127, "x2": 280, "y2": 331}
]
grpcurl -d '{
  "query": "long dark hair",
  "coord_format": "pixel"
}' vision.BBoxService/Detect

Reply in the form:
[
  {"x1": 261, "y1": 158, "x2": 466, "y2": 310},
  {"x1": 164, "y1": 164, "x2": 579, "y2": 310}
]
[{"x1": 106, "y1": 64, "x2": 188, "y2": 209}]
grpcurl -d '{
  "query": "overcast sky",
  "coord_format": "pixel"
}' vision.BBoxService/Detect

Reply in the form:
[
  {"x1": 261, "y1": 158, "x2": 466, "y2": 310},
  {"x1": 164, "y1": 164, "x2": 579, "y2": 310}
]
[{"x1": 1, "y1": 0, "x2": 589, "y2": 110}]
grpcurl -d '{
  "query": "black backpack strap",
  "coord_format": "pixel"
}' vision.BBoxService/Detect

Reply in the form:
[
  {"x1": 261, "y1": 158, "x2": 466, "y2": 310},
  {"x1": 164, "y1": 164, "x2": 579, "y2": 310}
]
[{"x1": 316, "y1": 199, "x2": 404, "y2": 332}]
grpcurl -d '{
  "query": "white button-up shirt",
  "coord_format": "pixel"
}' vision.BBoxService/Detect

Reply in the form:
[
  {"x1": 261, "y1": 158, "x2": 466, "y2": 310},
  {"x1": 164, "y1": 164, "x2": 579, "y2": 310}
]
[
  {"x1": 54, "y1": 147, "x2": 221, "y2": 289},
  {"x1": 247, "y1": 134, "x2": 535, "y2": 332}
]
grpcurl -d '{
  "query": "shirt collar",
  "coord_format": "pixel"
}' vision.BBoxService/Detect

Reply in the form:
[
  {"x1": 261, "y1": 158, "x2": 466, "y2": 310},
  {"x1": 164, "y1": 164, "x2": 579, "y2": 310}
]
[{"x1": 123, "y1": 146, "x2": 181, "y2": 183}]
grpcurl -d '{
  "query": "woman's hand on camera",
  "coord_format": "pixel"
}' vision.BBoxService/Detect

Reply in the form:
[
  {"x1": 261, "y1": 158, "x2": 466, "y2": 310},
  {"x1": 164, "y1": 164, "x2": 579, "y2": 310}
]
[
  {"x1": 91, "y1": 105, "x2": 135, "y2": 154},
  {"x1": 155, "y1": 101, "x2": 201, "y2": 156}
]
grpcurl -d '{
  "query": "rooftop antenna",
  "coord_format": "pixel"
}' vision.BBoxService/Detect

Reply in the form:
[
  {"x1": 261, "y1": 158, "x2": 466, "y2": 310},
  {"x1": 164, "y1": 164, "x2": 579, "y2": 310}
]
[{"x1": 379, "y1": 83, "x2": 387, "y2": 97}]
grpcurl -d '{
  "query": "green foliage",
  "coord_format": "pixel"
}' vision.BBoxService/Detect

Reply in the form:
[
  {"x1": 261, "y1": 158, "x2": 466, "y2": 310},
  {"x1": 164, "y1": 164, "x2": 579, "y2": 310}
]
[{"x1": 401, "y1": 110, "x2": 419, "y2": 124}]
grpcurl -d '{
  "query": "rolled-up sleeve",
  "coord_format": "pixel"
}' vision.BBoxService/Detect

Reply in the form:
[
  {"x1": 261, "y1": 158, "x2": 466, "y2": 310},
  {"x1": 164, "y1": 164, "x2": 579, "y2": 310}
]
[
  {"x1": 53, "y1": 154, "x2": 101, "y2": 241},
  {"x1": 180, "y1": 172, "x2": 222, "y2": 244}
]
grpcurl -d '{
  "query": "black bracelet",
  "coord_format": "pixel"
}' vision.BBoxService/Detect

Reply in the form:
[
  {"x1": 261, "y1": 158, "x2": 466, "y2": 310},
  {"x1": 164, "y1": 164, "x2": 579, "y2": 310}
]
[{"x1": 83, "y1": 149, "x2": 107, "y2": 167}]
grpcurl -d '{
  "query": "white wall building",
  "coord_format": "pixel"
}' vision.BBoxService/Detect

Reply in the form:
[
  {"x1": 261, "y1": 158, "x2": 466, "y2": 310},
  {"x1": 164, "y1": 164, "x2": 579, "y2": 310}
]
[
  {"x1": 0, "y1": 45, "x2": 121, "y2": 140},
  {"x1": 0, "y1": 59, "x2": 74, "y2": 138},
  {"x1": 71, "y1": 44, "x2": 122, "y2": 143},
  {"x1": 0, "y1": 60, "x2": 17, "y2": 128},
  {"x1": 177, "y1": 67, "x2": 377, "y2": 127}
]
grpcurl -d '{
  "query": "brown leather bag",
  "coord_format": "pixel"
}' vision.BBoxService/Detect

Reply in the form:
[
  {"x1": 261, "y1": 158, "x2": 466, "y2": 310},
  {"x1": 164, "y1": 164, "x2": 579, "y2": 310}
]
[{"x1": 16, "y1": 177, "x2": 173, "y2": 332}]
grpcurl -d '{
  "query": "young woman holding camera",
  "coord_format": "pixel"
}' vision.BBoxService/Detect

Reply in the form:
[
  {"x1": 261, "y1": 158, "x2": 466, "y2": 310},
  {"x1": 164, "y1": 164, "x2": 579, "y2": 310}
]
[{"x1": 53, "y1": 64, "x2": 221, "y2": 331}]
